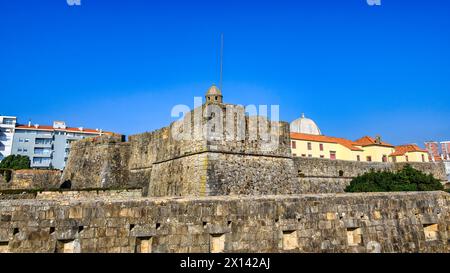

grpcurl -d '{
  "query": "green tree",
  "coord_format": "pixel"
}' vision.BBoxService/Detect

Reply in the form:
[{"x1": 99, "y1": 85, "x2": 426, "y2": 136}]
[
  {"x1": 0, "y1": 155, "x2": 31, "y2": 170},
  {"x1": 345, "y1": 165, "x2": 444, "y2": 192}
]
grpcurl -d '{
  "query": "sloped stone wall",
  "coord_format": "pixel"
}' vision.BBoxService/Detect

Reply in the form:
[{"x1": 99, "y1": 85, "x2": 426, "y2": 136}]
[
  {"x1": 294, "y1": 157, "x2": 447, "y2": 181},
  {"x1": 61, "y1": 136, "x2": 133, "y2": 189},
  {"x1": 294, "y1": 158, "x2": 448, "y2": 193},
  {"x1": 0, "y1": 170, "x2": 62, "y2": 190},
  {"x1": 62, "y1": 104, "x2": 294, "y2": 196},
  {"x1": 0, "y1": 192, "x2": 448, "y2": 253}
]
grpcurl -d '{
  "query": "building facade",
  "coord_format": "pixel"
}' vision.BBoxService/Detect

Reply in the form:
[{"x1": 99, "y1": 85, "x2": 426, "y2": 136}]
[
  {"x1": 425, "y1": 141, "x2": 441, "y2": 162},
  {"x1": 425, "y1": 140, "x2": 450, "y2": 180},
  {"x1": 441, "y1": 141, "x2": 450, "y2": 160},
  {"x1": 0, "y1": 116, "x2": 17, "y2": 162},
  {"x1": 290, "y1": 115, "x2": 429, "y2": 163},
  {"x1": 390, "y1": 144, "x2": 429, "y2": 163},
  {"x1": 10, "y1": 120, "x2": 116, "y2": 170}
]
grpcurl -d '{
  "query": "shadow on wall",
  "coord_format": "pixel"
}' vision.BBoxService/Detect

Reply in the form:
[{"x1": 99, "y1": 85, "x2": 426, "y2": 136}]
[{"x1": 60, "y1": 180, "x2": 72, "y2": 189}]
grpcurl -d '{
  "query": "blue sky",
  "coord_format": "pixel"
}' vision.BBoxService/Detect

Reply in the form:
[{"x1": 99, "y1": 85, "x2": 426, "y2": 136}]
[{"x1": 1, "y1": 0, "x2": 449, "y2": 145}]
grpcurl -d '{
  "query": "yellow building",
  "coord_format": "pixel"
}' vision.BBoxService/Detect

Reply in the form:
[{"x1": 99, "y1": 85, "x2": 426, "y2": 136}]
[
  {"x1": 290, "y1": 114, "x2": 429, "y2": 163},
  {"x1": 390, "y1": 144, "x2": 429, "y2": 163},
  {"x1": 290, "y1": 132, "x2": 364, "y2": 161},
  {"x1": 353, "y1": 136, "x2": 395, "y2": 162}
]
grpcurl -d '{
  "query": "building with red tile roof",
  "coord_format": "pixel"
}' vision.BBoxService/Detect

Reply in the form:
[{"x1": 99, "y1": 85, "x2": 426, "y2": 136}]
[{"x1": 10, "y1": 119, "x2": 121, "y2": 170}]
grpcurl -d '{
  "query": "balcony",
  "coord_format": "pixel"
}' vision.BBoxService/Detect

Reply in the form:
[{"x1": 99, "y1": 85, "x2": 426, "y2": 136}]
[
  {"x1": 36, "y1": 133, "x2": 53, "y2": 139},
  {"x1": 33, "y1": 153, "x2": 52, "y2": 158},
  {"x1": 66, "y1": 135, "x2": 81, "y2": 141},
  {"x1": 32, "y1": 161, "x2": 52, "y2": 168},
  {"x1": 34, "y1": 143, "x2": 53, "y2": 148}
]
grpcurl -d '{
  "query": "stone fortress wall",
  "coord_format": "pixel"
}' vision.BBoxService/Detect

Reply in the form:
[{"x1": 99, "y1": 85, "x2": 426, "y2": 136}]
[
  {"x1": 294, "y1": 157, "x2": 448, "y2": 194},
  {"x1": 0, "y1": 170, "x2": 62, "y2": 191},
  {"x1": 0, "y1": 192, "x2": 448, "y2": 253},
  {"x1": 60, "y1": 132, "x2": 447, "y2": 196},
  {"x1": 62, "y1": 103, "x2": 299, "y2": 197}
]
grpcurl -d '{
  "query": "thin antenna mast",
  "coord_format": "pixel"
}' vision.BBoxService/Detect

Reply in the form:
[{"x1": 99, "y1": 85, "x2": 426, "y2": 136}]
[{"x1": 219, "y1": 33, "x2": 224, "y2": 91}]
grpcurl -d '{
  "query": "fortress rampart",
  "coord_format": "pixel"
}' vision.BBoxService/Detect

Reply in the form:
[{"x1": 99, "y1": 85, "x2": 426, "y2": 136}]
[
  {"x1": 62, "y1": 103, "x2": 298, "y2": 196},
  {"x1": 294, "y1": 157, "x2": 448, "y2": 194},
  {"x1": 0, "y1": 170, "x2": 62, "y2": 191},
  {"x1": 59, "y1": 133, "x2": 447, "y2": 196},
  {"x1": 0, "y1": 192, "x2": 448, "y2": 253}
]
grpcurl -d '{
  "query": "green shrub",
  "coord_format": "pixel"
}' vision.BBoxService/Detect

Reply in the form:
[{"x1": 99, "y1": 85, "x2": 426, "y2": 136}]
[
  {"x1": 345, "y1": 164, "x2": 444, "y2": 192},
  {"x1": 0, "y1": 169, "x2": 12, "y2": 183},
  {"x1": 0, "y1": 155, "x2": 31, "y2": 170}
]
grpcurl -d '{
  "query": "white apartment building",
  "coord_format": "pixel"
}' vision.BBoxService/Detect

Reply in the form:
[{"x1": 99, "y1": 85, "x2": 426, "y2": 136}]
[{"x1": 0, "y1": 116, "x2": 17, "y2": 162}]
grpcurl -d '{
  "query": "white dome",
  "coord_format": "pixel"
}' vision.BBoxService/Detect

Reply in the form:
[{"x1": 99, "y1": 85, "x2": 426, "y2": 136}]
[{"x1": 290, "y1": 113, "x2": 322, "y2": 135}]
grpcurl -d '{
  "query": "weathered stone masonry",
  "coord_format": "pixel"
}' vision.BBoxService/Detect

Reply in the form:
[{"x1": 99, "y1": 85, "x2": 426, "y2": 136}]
[
  {"x1": 295, "y1": 157, "x2": 448, "y2": 194},
  {"x1": 0, "y1": 192, "x2": 448, "y2": 253},
  {"x1": 62, "y1": 104, "x2": 298, "y2": 196},
  {"x1": 0, "y1": 170, "x2": 62, "y2": 191}
]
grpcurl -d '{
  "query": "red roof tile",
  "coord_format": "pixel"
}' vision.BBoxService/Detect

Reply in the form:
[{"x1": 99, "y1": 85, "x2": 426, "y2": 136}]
[
  {"x1": 390, "y1": 144, "x2": 428, "y2": 156},
  {"x1": 15, "y1": 125, "x2": 114, "y2": 135},
  {"x1": 354, "y1": 136, "x2": 394, "y2": 147},
  {"x1": 290, "y1": 133, "x2": 363, "y2": 151}
]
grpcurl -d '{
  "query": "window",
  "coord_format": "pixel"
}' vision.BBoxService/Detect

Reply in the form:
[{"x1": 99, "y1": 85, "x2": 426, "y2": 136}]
[
  {"x1": 3, "y1": 118, "x2": 15, "y2": 125},
  {"x1": 35, "y1": 138, "x2": 52, "y2": 145},
  {"x1": 24, "y1": 139, "x2": 29, "y2": 143},
  {"x1": 319, "y1": 143, "x2": 324, "y2": 151},
  {"x1": 282, "y1": 230, "x2": 298, "y2": 250},
  {"x1": 392, "y1": 156, "x2": 397, "y2": 163},
  {"x1": 347, "y1": 227, "x2": 363, "y2": 246},
  {"x1": 301, "y1": 154, "x2": 306, "y2": 157},
  {"x1": 291, "y1": 141, "x2": 296, "y2": 149},
  {"x1": 135, "y1": 237, "x2": 153, "y2": 253},
  {"x1": 34, "y1": 148, "x2": 51, "y2": 155},
  {"x1": 33, "y1": 157, "x2": 50, "y2": 164},
  {"x1": 210, "y1": 234, "x2": 225, "y2": 253},
  {"x1": 366, "y1": 156, "x2": 372, "y2": 162},
  {"x1": 23, "y1": 149, "x2": 27, "y2": 153},
  {"x1": 307, "y1": 142, "x2": 312, "y2": 150},
  {"x1": 308, "y1": 154, "x2": 312, "y2": 158},
  {"x1": 19, "y1": 138, "x2": 24, "y2": 143},
  {"x1": 357, "y1": 155, "x2": 361, "y2": 161},
  {"x1": 0, "y1": 241, "x2": 9, "y2": 253},
  {"x1": 18, "y1": 148, "x2": 22, "y2": 152},
  {"x1": 405, "y1": 155, "x2": 409, "y2": 162},
  {"x1": 33, "y1": 158, "x2": 43, "y2": 164},
  {"x1": 292, "y1": 153, "x2": 297, "y2": 157},
  {"x1": 382, "y1": 155, "x2": 388, "y2": 162},
  {"x1": 423, "y1": 224, "x2": 438, "y2": 241},
  {"x1": 330, "y1": 151, "x2": 336, "y2": 160},
  {"x1": 320, "y1": 155, "x2": 324, "y2": 158},
  {"x1": 55, "y1": 240, "x2": 78, "y2": 253},
  {"x1": 422, "y1": 154, "x2": 425, "y2": 162}
]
